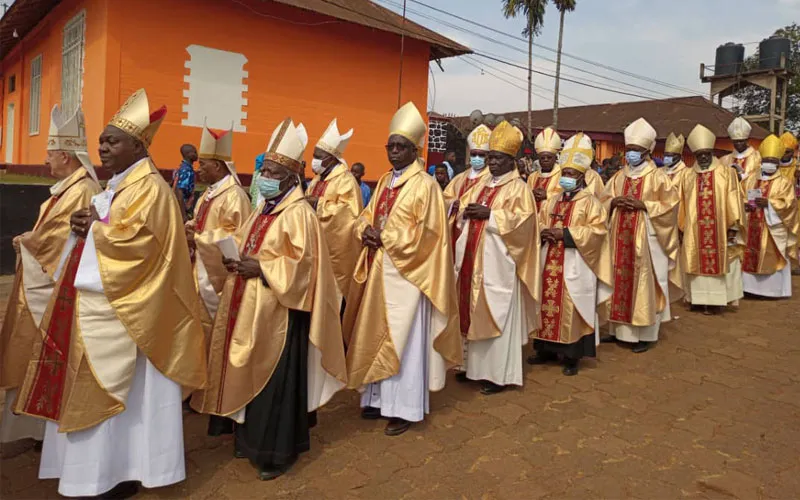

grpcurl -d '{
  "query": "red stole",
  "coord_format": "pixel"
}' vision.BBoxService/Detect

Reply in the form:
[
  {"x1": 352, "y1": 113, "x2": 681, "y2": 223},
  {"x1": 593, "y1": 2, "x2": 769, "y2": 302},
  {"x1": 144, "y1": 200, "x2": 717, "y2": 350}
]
[
  {"x1": 310, "y1": 180, "x2": 329, "y2": 198},
  {"x1": 539, "y1": 200, "x2": 576, "y2": 341},
  {"x1": 457, "y1": 186, "x2": 501, "y2": 335},
  {"x1": 367, "y1": 184, "x2": 402, "y2": 269},
  {"x1": 533, "y1": 175, "x2": 551, "y2": 211},
  {"x1": 696, "y1": 170, "x2": 721, "y2": 275},
  {"x1": 194, "y1": 195, "x2": 215, "y2": 233},
  {"x1": 21, "y1": 239, "x2": 86, "y2": 420},
  {"x1": 743, "y1": 179, "x2": 773, "y2": 273},
  {"x1": 451, "y1": 176, "x2": 481, "y2": 250},
  {"x1": 216, "y1": 212, "x2": 277, "y2": 411},
  {"x1": 610, "y1": 177, "x2": 645, "y2": 324}
]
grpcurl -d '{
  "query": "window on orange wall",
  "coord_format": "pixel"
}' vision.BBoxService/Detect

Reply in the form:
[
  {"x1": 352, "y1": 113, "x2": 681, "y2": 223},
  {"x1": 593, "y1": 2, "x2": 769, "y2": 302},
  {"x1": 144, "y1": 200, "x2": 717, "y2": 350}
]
[
  {"x1": 62, "y1": 11, "x2": 85, "y2": 116},
  {"x1": 29, "y1": 55, "x2": 42, "y2": 135},
  {"x1": 8, "y1": 74, "x2": 16, "y2": 93}
]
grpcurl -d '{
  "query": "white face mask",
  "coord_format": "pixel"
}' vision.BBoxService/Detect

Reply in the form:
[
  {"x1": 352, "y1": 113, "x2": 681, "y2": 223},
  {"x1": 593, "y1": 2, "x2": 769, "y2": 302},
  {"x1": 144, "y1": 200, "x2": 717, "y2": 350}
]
[
  {"x1": 311, "y1": 158, "x2": 326, "y2": 174},
  {"x1": 780, "y1": 158, "x2": 793, "y2": 166},
  {"x1": 761, "y1": 162, "x2": 778, "y2": 175}
]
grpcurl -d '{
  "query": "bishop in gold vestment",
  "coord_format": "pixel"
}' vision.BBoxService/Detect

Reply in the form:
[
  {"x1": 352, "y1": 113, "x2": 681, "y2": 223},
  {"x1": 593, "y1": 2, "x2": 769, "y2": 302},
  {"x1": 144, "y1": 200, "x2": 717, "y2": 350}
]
[
  {"x1": 600, "y1": 118, "x2": 681, "y2": 353},
  {"x1": 307, "y1": 118, "x2": 363, "y2": 306},
  {"x1": 677, "y1": 125, "x2": 744, "y2": 313},
  {"x1": 1, "y1": 105, "x2": 100, "y2": 445},
  {"x1": 189, "y1": 124, "x2": 251, "y2": 323},
  {"x1": 740, "y1": 135, "x2": 799, "y2": 298},
  {"x1": 530, "y1": 133, "x2": 612, "y2": 375},
  {"x1": 16, "y1": 90, "x2": 207, "y2": 498},
  {"x1": 779, "y1": 131, "x2": 798, "y2": 185},
  {"x1": 453, "y1": 121, "x2": 539, "y2": 394},
  {"x1": 191, "y1": 118, "x2": 347, "y2": 481},
  {"x1": 720, "y1": 117, "x2": 762, "y2": 180},
  {"x1": 663, "y1": 132, "x2": 690, "y2": 187},
  {"x1": 343, "y1": 102, "x2": 461, "y2": 437}
]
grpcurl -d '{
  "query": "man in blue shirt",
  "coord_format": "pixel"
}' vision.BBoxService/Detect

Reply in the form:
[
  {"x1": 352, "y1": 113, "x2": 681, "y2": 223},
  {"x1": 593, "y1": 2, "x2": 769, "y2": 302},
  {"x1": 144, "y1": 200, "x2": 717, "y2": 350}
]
[
  {"x1": 351, "y1": 162, "x2": 371, "y2": 206},
  {"x1": 172, "y1": 143, "x2": 197, "y2": 216}
]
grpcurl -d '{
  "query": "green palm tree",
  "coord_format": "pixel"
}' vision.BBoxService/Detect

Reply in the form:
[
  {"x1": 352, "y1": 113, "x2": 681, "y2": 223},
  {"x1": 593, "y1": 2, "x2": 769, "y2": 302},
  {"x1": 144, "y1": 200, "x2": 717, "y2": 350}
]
[
  {"x1": 552, "y1": 0, "x2": 576, "y2": 128},
  {"x1": 502, "y1": 0, "x2": 548, "y2": 141}
]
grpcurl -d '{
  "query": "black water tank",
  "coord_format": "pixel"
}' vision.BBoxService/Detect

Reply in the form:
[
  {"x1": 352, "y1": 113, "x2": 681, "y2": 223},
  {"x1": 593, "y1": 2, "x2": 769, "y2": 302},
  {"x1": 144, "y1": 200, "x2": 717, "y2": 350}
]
[
  {"x1": 759, "y1": 37, "x2": 791, "y2": 70},
  {"x1": 715, "y1": 43, "x2": 745, "y2": 76}
]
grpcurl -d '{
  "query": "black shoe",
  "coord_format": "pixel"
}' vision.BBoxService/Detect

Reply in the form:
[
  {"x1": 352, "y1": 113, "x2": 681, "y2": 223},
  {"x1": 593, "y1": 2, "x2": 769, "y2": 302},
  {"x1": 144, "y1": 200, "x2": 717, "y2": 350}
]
[
  {"x1": 632, "y1": 341, "x2": 652, "y2": 354},
  {"x1": 234, "y1": 448, "x2": 246, "y2": 459},
  {"x1": 98, "y1": 481, "x2": 140, "y2": 499},
  {"x1": 258, "y1": 465, "x2": 287, "y2": 481},
  {"x1": 455, "y1": 371, "x2": 469, "y2": 383},
  {"x1": 207, "y1": 415, "x2": 235, "y2": 436},
  {"x1": 562, "y1": 359, "x2": 579, "y2": 376},
  {"x1": 526, "y1": 352, "x2": 557, "y2": 365},
  {"x1": 308, "y1": 410, "x2": 318, "y2": 429},
  {"x1": 361, "y1": 406, "x2": 381, "y2": 420},
  {"x1": 33, "y1": 440, "x2": 43, "y2": 453},
  {"x1": 599, "y1": 335, "x2": 616, "y2": 344},
  {"x1": 480, "y1": 381, "x2": 506, "y2": 395},
  {"x1": 384, "y1": 418, "x2": 412, "y2": 436}
]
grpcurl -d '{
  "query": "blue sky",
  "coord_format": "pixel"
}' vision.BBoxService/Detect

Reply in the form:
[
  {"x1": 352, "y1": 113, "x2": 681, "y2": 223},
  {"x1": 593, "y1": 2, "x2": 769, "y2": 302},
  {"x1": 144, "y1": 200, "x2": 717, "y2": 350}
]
[{"x1": 377, "y1": 0, "x2": 800, "y2": 115}]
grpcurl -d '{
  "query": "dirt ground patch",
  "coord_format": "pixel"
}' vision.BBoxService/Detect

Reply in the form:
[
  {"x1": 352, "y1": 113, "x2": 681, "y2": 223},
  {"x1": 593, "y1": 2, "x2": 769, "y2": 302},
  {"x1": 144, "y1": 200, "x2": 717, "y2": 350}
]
[{"x1": 2, "y1": 276, "x2": 799, "y2": 499}]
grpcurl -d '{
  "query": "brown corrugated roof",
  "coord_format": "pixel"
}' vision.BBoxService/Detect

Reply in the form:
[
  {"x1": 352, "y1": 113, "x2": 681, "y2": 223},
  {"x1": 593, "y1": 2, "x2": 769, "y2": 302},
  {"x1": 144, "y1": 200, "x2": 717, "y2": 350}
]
[
  {"x1": 452, "y1": 96, "x2": 770, "y2": 140},
  {"x1": 1, "y1": 0, "x2": 470, "y2": 62}
]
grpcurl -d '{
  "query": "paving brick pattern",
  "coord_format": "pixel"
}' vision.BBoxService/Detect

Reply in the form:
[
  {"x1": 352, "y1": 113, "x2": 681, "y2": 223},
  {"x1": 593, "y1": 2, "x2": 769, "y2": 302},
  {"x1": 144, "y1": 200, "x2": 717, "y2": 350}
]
[{"x1": 2, "y1": 278, "x2": 799, "y2": 499}]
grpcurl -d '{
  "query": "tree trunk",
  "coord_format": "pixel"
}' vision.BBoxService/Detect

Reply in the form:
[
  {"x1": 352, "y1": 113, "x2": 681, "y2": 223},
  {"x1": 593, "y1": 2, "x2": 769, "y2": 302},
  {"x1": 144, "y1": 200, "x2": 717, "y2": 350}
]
[
  {"x1": 553, "y1": 9, "x2": 565, "y2": 128},
  {"x1": 527, "y1": 16, "x2": 533, "y2": 142}
]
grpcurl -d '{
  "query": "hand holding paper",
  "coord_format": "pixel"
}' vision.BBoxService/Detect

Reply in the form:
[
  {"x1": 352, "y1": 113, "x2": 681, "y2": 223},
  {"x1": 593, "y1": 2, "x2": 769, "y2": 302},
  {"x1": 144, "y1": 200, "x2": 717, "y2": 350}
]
[{"x1": 216, "y1": 236, "x2": 240, "y2": 261}]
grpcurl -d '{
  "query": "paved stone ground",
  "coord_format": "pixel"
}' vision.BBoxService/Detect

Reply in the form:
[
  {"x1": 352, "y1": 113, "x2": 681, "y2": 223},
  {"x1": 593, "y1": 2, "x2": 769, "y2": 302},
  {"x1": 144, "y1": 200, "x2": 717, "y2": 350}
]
[{"x1": 2, "y1": 276, "x2": 799, "y2": 499}]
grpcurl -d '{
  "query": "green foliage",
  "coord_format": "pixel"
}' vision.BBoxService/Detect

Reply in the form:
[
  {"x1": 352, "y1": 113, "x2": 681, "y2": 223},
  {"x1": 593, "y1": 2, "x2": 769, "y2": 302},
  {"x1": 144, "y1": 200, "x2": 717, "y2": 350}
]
[{"x1": 501, "y1": 0, "x2": 548, "y2": 37}]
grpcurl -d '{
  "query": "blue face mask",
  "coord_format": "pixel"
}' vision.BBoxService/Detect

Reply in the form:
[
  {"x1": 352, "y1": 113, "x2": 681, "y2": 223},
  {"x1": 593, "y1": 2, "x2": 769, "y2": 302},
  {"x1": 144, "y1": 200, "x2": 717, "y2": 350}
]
[
  {"x1": 559, "y1": 176, "x2": 579, "y2": 192},
  {"x1": 470, "y1": 155, "x2": 486, "y2": 170},
  {"x1": 626, "y1": 150, "x2": 645, "y2": 167},
  {"x1": 662, "y1": 155, "x2": 674, "y2": 167},
  {"x1": 257, "y1": 176, "x2": 283, "y2": 200}
]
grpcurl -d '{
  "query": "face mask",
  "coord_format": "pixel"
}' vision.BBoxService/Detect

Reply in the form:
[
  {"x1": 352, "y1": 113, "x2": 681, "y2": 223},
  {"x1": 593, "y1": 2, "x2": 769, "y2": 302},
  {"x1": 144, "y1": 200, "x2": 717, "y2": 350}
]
[
  {"x1": 662, "y1": 155, "x2": 674, "y2": 167},
  {"x1": 470, "y1": 156, "x2": 486, "y2": 170},
  {"x1": 257, "y1": 176, "x2": 283, "y2": 200},
  {"x1": 780, "y1": 158, "x2": 793, "y2": 166},
  {"x1": 626, "y1": 150, "x2": 645, "y2": 167},
  {"x1": 761, "y1": 162, "x2": 778, "y2": 175},
  {"x1": 559, "y1": 176, "x2": 579, "y2": 192},
  {"x1": 311, "y1": 158, "x2": 326, "y2": 174}
]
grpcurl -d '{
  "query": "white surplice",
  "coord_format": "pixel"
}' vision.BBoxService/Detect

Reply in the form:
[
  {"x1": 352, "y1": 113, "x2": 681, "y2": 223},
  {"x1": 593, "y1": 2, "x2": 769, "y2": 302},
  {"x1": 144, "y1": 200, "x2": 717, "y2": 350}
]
[{"x1": 39, "y1": 159, "x2": 186, "y2": 497}]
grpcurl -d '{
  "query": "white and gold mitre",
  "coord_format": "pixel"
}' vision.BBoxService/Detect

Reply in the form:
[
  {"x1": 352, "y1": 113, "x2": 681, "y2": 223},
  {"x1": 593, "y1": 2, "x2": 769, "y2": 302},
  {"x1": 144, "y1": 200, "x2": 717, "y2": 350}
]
[
  {"x1": 108, "y1": 89, "x2": 166, "y2": 148},
  {"x1": 389, "y1": 101, "x2": 426, "y2": 147},
  {"x1": 664, "y1": 132, "x2": 685, "y2": 154},
  {"x1": 265, "y1": 118, "x2": 308, "y2": 173},
  {"x1": 687, "y1": 125, "x2": 716, "y2": 152},
  {"x1": 727, "y1": 117, "x2": 752, "y2": 141},
  {"x1": 534, "y1": 126, "x2": 561, "y2": 154},
  {"x1": 624, "y1": 117, "x2": 656, "y2": 151},
  {"x1": 467, "y1": 124, "x2": 491, "y2": 152},
  {"x1": 48, "y1": 104, "x2": 87, "y2": 152},
  {"x1": 560, "y1": 132, "x2": 593, "y2": 173},
  {"x1": 489, "y1": 120, "x2": 523, "y2": 157},
  {"x1": 316, "y1": 118, "x2": 353, "y2": 159}
]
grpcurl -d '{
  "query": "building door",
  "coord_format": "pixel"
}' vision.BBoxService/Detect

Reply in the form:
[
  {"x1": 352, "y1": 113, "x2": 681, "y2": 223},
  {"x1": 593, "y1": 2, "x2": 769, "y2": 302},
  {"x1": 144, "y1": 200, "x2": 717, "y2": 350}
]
[{"x1": 4, "y1": 103, "x2": 14, "y2": 163}]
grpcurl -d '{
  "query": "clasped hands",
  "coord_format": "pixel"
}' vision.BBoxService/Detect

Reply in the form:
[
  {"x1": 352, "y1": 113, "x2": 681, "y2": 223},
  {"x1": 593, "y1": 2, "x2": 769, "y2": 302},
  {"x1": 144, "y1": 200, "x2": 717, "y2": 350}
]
[
  {"x1": 540, "y1": 228, "x2": 564, "y2": 244},
  {"x1": 610, "y1": 196, "x2": 646, "y2": 212},
  {"x1": 223, "y1": 257, "x2": 263, "y2": 280},
  {"x1": 70, "y1": 206, "x2": 100, "y2": 238}
]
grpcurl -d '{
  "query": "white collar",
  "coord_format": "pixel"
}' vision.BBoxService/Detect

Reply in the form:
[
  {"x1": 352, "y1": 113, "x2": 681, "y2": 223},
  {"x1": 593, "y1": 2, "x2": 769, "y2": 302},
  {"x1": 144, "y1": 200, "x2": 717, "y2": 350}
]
[
  {"x1": 392, "y1": 164, "x2": 411, "y2": 178},
  {"x1": 107, "y1": 158, "x2": 147, "y2": 192},
  {"x1": 468, "y1": 167, "x2": 484, "y2": 179},
  {"x1": 489, "y1": 170, "x2": 513, "y2": 187},
  {"x1": 735, "y1": 147, "x2": 752, "y2": 159},
  {"x1": 208, "y1": 174, "x2": 230, "y2": 196}
]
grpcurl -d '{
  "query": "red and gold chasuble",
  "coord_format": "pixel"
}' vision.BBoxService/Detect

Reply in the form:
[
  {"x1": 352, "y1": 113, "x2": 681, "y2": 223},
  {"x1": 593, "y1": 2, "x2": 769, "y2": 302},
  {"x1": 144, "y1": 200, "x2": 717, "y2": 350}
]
[
  {"x1": 610, "y1": 177, "x2": 645, "y2": 323},
  {"x1": 194, "y1": 196, "x2": 215, "y2": 233},
  {"x1": 538, "y1": 200, "x2": 576, "y2": 341},
  {"x1": 20, "y1": 239, "x2": 86, "y2": 421},
  {"x1": 310, "y1": 180, "x2": 329, "y2": 198},
  {"x1": 216, "y1": 211, "x2": 277, "y2": 411},
  {"x1": 457, "y1": 186, "x2": 501, "y2": 335},
  {"x1": 533, "y1": 176, "x2": 551, "y2": 211},
  {"x1": 696, "y1": 170, "x2": 721, "y2": 275},
  {"x1": 367, "y1": 185, "x2": 402, "y2": 269},
  {"x1": 451, "y1": 177, "x2": 482, "y2": 249},
  {"x1": 743, "y1": 180, "x2": 773, "y2": 273}
]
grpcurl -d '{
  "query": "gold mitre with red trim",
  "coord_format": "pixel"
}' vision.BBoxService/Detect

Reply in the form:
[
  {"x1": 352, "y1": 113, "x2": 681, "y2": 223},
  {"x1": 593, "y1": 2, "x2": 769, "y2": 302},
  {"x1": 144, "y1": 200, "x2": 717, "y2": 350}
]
[
  {"x1": 664, "y1": 132, "x2": 685, "y2": 154},
  {"x1": 316, "y1": 118, "x2": 354, "y2": 159},
  {"x1": 108, "y1": 89, "x2": 166, "y2": 148},
  {"x1": 467, "y1": 124, "x2": 491, "y2": 152},
  {"x1": 560, "y1": 132, "x2": 593, "y2": 173},
  {"x1": 389, "y1": 101, "x2": 427, "y2": 148},
  {"x1": 489, "y1": 120, "x2": 523, "y2": 157},
  {"x1": 686, "y1": 125, "x2": 716, "y2": 153},
  {"x1": 759, "y1": 134, "x2": 784, "y2": 159},
  {"x1": 534, "y1": 126, "x2": 561, "y2": 154},
  {"x1": 265, "y1": 118, "x2": 309, "y2": 173},
  {"x1": 624, "y1": 117, "x2": 656, "y2": 151}
]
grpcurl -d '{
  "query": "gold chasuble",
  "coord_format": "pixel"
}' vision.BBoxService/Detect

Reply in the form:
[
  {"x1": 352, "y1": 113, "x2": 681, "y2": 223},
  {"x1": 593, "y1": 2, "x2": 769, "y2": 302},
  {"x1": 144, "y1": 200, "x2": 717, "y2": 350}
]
[
  {"x1": 343, "y1": 159, "x2": 462, "y2": 390},
  {"x1": 537, "y1": 188, "x2": 612, "y2": 345},
  {"x1": 601, "y1": 162, "x2": 681, "y2": 327},
  {"x1": 193, "y1": 175, "x2": 252, "y2": 319},
  {"x1": 443, "y1": 124, "x2": 492, "y2": 207},
  {"x1": 665, "y1": 161, "x2": 690, "y2": 187},
  {"x1": 779, "y1": 132, "x2": 798, "y2": 184},
  {"x1": 307, "y1": 163, "x2": 363, "y2": 300},
  {"x1": 527, "y1": 164, "x2": 563, "y2": 210},
  {"x1": 720, "y1": 147, "x2": 762, "y2": 179},
  {"x1": 741, "y1": 171, "x2": 799, "y2": 275},
  {"x1": 1, "y1": 168, "x2": 100, "y2": 390},
  {"x1": 454, "y1": 170, "x2": 540, "y2": 342},
  {"x1": 191, "y1": 187, "x2": 347, "y2": 416}
]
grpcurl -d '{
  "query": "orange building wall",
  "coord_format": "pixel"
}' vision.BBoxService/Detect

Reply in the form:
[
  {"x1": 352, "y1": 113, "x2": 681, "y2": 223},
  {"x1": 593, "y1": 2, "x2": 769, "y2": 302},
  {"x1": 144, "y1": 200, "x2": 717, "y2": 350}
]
[
  {"x1": 105, "y1": 0, "x2": 430, "y2": 180},
  {"x1": 0, "y1": 0, "x2": 110, "y2": 165}
]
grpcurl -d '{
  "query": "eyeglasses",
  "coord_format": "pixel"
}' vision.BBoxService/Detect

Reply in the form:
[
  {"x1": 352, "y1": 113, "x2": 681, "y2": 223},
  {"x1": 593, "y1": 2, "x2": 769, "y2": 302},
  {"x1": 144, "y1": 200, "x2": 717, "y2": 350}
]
[{"x1": 385, "y1": 143, "x2": 414, "y2": 152}]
